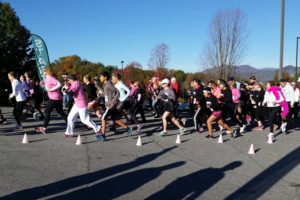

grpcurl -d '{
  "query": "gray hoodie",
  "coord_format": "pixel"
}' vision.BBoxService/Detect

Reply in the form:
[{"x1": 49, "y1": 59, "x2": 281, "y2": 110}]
[{"x1": 103, "y1": 81, "x2": 120, "y2": 108}]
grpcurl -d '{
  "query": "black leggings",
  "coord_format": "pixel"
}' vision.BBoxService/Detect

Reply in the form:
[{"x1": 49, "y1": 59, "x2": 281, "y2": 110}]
[
  {"x1": 13, "y1": 101, "x2": 25, "y2": 125},
  {"x1": 268, "y1": 106, "x2": 281, "y2": 133},
  {"x1": 193, "y1": 107, "x2": 206, "y2": 130},
  {"x1": 222, "y1": 103, "x2": 243, "y2": 127},
  {"x1": 44, "y1": 99, "x2": 67, "y2": 128},
  {"x1": 130, "y1": 104, "x2": 146, "y2": 124}
]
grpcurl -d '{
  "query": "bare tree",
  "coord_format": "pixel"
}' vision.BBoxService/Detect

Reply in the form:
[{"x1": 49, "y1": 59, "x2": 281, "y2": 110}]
[
  {"x1": 148, "y1": 43, "x2": 170, "y2": 70},
  {"x1": 201, "y1": 9, "x2": 248, "y2": 80}
]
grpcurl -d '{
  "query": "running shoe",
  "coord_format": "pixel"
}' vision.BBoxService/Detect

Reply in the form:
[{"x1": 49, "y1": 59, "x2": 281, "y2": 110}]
[
  {"x1": 254, "y1": 126, "x2": 264, "y2": 131},
  {"x1": 179, "y1": 127, "x2": 187, "y2": 135},
  {"x1": 137, "y1": 124, "x2": 143, "y2": 133},
  {"x1": 95, "y1": 134, "x2": 106, "y2": 141},
  {"x1": 158, "y1": 131, "x2": 167, "y2": 137},
  {"x1": 15, "y1": 124, "x2": 23, "y2": 130},
  {"x1": 281, "y1": 122, "x2": 287, "y2": 132},
  {"x1": 35, "y1": 127, "x2": 46, "y2": 134},
  {"x1": 240, "y1": 125, "x2": 246, "y2": 133},
  {"x1": 126, "y1": 127, "x2": 133, "y2": 137}
]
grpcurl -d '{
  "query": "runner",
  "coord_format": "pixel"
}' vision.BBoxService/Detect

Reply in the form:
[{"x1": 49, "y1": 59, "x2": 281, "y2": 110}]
[
  {"x1": 8, "y1": 71, "x2": 26, "y2": 129},
  {"x1": 64, "y1": 75, "x2": 101, "y2": 138},
  {"x1": 95, "y1": 72, "x2": 132, "y2": 141},
  {"x1": 35, "y1": 67, "x2": 67, "y2": 133}
]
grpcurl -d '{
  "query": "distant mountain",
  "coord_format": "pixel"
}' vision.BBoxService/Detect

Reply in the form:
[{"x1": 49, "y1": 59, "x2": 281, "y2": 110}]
[{"x1": 203, "y1": 65, "x2": 296, "y2": 82}]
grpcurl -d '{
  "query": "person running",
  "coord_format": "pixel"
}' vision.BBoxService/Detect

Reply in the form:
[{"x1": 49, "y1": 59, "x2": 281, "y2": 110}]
[
  {"x1": 95, "y1": 72, "x2": 132, "y2": 141},
  {"x1": 203, "y1": 87, "x2": 236, "y2": 138},
  {"x1": 129, "y1": 81, "x2": 146, "y2": 132},
  {"x1": 63, "y1": 75, "x2": 101, "y2": 137},
  {"x1": 218, "y1": 80, "x2": 240, "y2": 136},
  {"x1": 0, "y1": 109, "x2": 7, "y2": 124},
  {"x1": 280, "y1": 79, "x2": 294, "y2": 130},
  {"x1": 157, "y1": 78, "x2": 186, "y2": 136},
  {"x1": 32, "y1": 79, "x2": 45, "y2": 120},
  {"x1": 263, "y1": 81, "x2": 286, "y2": 135},
  {"x1": 35, "y1": 67, "x2": 67, "y2": 133},
  {"x1": 111, "y1": 73, "x2": 130, "y2": 121},
  {"x1": 191, "y1": 78, "x2": 206, "y2": 133},
  {"x1": 291, "y1": 82, "x2": 300, "y2": 119},
  {"x1": 229, "y1": 81, "x2": 247, "y2": 133},
  {"x1": 250, "y1": 83, "x2": 265, "y2": 131},
  {"x1": 8, "y1": 71, "x2": 26, "y2": 130}
]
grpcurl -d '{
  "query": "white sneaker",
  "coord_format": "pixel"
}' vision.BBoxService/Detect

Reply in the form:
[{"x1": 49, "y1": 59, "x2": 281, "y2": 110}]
[
  {"x1": 240, "y1": 125, "x2": 246, "y2": 133},
  {"x1": 280, "y1": 122, "x2": 287, "y2": 132},
  {"x1": 268, "y1": 132, "x2": 274, "y2": 138},
  {"x1": 137, "y1": 124, "x2": 143, "y2": 133},
  {"x1": 219, "y1": 125, "x2": 223, "y2": 131}
]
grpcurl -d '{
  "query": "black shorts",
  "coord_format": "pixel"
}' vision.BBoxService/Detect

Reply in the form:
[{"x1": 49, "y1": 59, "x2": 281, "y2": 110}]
[{"x1": 102, "y1": 108, "x2": 122, "y2": 121}]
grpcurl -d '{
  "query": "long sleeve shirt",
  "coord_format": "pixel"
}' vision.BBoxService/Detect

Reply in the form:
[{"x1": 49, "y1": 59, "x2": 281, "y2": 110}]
[
  {"x1": 9, "y1": 79, "x2": 26, "y2": 102},
  {"x1": 280, "y1": 83, "x2": 295, "y2": 105},
  {"x1": 115, "y1": 81, "x2": 130, "y2": 102},
  {"x1": 294, "y1": 88, "x2": 300, "y2": 103},
  {"x1": 68, "y1": 80, "x2": 87, "y2": 108},
  {"x1": 158, "y1": 88, "x2": 176, "y2": 102},
  {"x1": 263, "y1": 90, "x2": 284, "y2": 107}
]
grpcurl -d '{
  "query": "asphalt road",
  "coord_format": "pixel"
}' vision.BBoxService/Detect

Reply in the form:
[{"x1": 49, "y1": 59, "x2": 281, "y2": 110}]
[{"x1": 0, "y1": 107, "x2": 299, "y2": 200}]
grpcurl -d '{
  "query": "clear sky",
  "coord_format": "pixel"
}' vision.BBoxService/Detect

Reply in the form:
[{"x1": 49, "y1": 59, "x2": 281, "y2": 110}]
[{"x1": 4, "y1": 0, "x2": 300, "y2": 72}]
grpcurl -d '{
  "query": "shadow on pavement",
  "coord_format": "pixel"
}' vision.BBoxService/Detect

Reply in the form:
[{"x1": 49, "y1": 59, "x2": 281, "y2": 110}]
[
  {"x1": 225, "y1": 147, "x2": 300, "y2": 199},
  {"x1": 1, "y1": 146, "x2": 177, "y2": 200},
  {"x1": 145, "y1": 161, "x2": 242, "y2": 200}
]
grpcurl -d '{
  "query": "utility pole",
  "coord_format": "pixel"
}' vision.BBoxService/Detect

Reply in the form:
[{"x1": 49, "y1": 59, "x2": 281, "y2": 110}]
[{"x1": 279, "y1": 0, "x2": 285, "y2": 79}]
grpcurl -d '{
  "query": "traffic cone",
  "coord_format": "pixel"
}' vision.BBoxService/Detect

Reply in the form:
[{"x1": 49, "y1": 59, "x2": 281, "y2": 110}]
[
  {"x1": 267, "y1": 133, "x2": 274, "y2": 144},
  {"x1": 248, "y1": 144, "x2": 255, "y2": 154},
  {"x1": 22, "y1": 133, "x2": 28, "y2": 144},
  {"x1": 176, "y1": 134, "x2": 181, "y2": 144},
  {"x1": 136, "y1": 136, "x2": 142, "y2": 146},
  {"x1": 218, "y1": 134, "x2": 223, "y2": 144},
  {"x1": 75, "y1": 135, "x2": 82, "y2": 145}
]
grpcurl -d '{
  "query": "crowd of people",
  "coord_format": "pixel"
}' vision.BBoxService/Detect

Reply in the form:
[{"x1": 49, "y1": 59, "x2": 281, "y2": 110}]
[{"x1": 2, "y1": 68, "x2": 300, "y2": 142}]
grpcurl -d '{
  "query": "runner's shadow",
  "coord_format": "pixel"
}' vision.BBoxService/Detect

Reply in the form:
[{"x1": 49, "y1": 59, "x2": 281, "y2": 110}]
[{"x1": 1, "y1": 147, "x2": 177, "y2": 200}]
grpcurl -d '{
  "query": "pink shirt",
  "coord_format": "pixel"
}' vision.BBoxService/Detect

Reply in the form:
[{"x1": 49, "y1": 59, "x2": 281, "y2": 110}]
[
  {"x1": 45, "y1": 75, "x2": 62, "y2": 100},
  {"x1": 231, "y1": 88, "x2": 240, "y2": 103},
  {"x1": 69, "y1": 80, "x2": 87, "y2": 108}
]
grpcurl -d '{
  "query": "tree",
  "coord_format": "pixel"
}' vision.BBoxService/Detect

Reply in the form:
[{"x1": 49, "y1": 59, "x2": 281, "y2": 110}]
[
  {"x1": 0, "y1": 2, "x2": 35, "y2": 105},
  {"x1": 201, "y1": 9, "x2": 248, "y2": 80},
  {"x1": 172, "y1": 70, "x2": 186, "y2": 83},
  {"x1": 148, "y1": 43, "x2": 170, "y2": 70}
]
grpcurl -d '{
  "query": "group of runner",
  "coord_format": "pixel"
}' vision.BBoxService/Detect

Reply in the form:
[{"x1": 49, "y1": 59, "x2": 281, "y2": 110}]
[{"x1": 3, "y1": 68, "x2": 300, "y2": 141}]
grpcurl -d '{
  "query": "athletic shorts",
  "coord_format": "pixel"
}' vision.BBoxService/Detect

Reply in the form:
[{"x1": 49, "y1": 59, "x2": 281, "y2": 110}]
[
  {"x1": 102, "y1": 108, "x2": 122, "y2": 121},
  {"x1": 212, "y1": 111, "x2": 222, "y2": 119}
]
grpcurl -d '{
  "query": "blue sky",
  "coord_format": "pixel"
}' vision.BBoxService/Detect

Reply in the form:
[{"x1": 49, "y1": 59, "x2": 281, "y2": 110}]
[{"x1": 5, "y1": 0, "x2": 300, "y2": 72}]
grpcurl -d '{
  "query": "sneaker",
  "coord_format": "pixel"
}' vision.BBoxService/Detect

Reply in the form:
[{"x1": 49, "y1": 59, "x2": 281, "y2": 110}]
[
  {"x1": 179, "y1": 127, "x2": 186, "y2": 135},
  {"x1": 281, "y1": 122, "x2": 287, "y2": 132},
  {"x1": 64, "y1": 134, "x2": 74, "y2": 138},
  {"x1": 219, "y1": 125, "x2": 223, "y2": 131},
  {"x1": 198, "y1": 127, "x2": 204, "y2": 133},
  {"x1": 0, "y1": 119, "x2": 7, "y2": 124},
  {"x1": 158, "y1": 131, "x2": 167, "y2": 137},
  {"x1": 35, "y1": 127, "x2": 46, "y2": 134},
  {"x1": 126, "y1": 127, "x2": 132, "y2": 137},
  {"x1": 15, "y1": 124, "x2": 23, "y2": 130},
  {"x1": 268, "y1": 132, "x2": 274, "y2": 138},
  {"x1": 205, "y1": 135, "x2": 213, "y2": 139},
  {"x1": 181, "y1": 118, "x2": 187, "y2": 125},
  {"x1": 232, "y1": 130, "x2": 238, "y2": 138},
  {"x1": 95, "y1": 134, "x2": 106, "y2": 141},
  {"x1": 255, "y1": 126, "x2": 264, "y2": 131},
  {"x1": 137, "y1": 124, "x2": 143, "y2": 133},
  {"x1": 240, "y1": 125, "x2": 246, "y2": 133}
]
